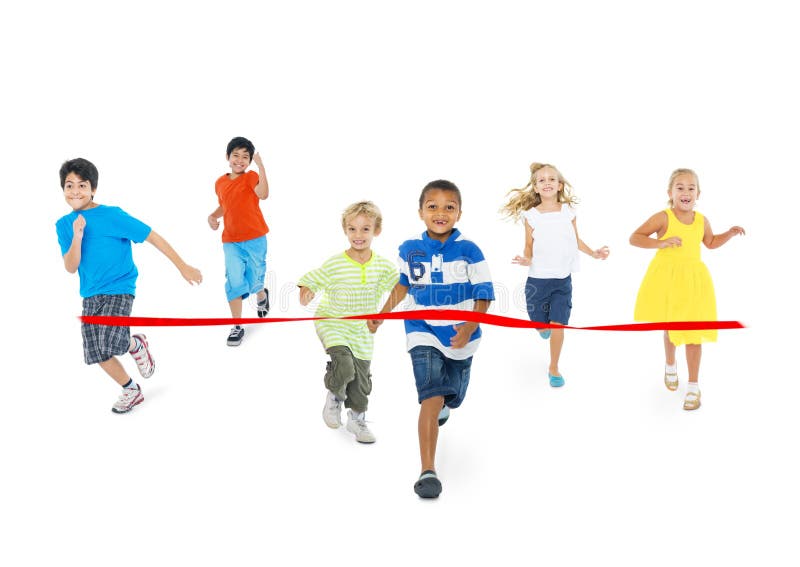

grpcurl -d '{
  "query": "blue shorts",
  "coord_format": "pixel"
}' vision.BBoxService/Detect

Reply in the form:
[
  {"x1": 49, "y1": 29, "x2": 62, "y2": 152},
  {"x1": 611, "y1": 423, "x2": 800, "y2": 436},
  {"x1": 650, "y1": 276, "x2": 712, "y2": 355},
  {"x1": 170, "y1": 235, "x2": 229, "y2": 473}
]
[
  {"x1": 525, "y1": 275, "x2": 572, "y2": 325},
  {"x1": 410, "y1": 346, "x2": 472, "y2": 408},
  {"x1": 223, "y1": 236, "x2": 267, "y2": 302}
]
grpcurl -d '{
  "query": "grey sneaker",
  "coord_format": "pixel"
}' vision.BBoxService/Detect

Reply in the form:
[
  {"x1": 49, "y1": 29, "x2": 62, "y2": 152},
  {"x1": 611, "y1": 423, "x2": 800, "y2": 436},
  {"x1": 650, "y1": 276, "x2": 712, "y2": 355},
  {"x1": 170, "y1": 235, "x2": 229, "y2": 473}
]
[
  {"x1": 438, "y1": 405, "x2": 450, "y2": 427},
  {"x1": 322, "y1": 391, "x2": 342, "y2": 429},
  {"x1": 129, "y1": 334, "x2": 155, "y2": 378},
  {"x1": 346, "y1": 410, "x2": 376, "y2": 443},
  {"x1": 111, "y1": 387, "x2": 143, "y2": 414},
  {"x1": 227, "y1": 326, "x2": 245, "y2": 346}
]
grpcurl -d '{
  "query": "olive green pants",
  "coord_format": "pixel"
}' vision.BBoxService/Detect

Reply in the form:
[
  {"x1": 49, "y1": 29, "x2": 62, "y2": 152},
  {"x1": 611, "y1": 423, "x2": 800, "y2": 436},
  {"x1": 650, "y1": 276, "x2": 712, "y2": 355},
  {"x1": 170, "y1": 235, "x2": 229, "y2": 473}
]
[{"x1": 325, "y1": 345, "x2": 372, "y2": 413}]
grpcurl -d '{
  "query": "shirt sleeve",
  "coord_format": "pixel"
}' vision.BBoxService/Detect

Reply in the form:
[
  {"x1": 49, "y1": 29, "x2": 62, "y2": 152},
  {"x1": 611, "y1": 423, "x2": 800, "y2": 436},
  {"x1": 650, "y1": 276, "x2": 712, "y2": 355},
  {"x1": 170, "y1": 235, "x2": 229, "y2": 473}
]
[
  {"x1": 56, "y1": 216, "x2": 73, "y2": 256},
  {"x1": 465, "y1": 243, "x2": 495, "y2": 301},
  {"x1": 112, "y1": 207, "x2": 152, "y2": 243},
  {"x1": 298, "y1": 257, "x2": 334, "y2": 292},
  {"x1": 379, "y1": 258, "x2": 400, "y2": 293}
]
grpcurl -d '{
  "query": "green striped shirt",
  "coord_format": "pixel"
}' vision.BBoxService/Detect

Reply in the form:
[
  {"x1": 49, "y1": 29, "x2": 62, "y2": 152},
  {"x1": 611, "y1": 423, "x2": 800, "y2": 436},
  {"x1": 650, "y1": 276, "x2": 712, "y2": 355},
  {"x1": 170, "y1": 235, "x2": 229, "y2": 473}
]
[{"x1": 299, "y1": 251, "x2": 399, "y2": 360}]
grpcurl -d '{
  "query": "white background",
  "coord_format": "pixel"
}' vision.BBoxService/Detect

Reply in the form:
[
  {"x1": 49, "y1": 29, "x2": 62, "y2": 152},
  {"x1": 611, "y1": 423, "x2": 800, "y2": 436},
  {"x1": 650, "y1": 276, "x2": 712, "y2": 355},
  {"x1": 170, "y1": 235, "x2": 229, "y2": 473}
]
[{"x1": 1, "y1": 1, "x2": 797, "y2": 565}]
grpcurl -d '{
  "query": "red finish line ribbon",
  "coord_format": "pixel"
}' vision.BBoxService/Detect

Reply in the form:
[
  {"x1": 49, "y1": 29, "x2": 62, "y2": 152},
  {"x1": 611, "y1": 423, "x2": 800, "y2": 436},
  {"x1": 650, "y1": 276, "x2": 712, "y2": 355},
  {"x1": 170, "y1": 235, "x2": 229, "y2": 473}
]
[{"x1": 80, "y1": 310, "x2": 745, "y2": 331}]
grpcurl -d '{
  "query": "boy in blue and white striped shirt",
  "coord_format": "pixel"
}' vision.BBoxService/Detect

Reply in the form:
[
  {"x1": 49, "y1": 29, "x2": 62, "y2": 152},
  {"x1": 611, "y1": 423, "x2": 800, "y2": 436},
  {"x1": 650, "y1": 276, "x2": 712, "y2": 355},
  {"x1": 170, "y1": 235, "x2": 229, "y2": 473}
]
[{"x1": 371, "y1": 180, "x2": 494, "y2": 498}]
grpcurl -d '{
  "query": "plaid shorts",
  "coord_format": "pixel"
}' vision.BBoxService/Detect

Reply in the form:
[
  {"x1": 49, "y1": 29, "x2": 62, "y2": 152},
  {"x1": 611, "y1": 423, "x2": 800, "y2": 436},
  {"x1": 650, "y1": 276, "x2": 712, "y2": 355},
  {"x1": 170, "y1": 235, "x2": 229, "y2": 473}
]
[{"x1": 81, "y1": 294, "x2": 134, "y2": 365}]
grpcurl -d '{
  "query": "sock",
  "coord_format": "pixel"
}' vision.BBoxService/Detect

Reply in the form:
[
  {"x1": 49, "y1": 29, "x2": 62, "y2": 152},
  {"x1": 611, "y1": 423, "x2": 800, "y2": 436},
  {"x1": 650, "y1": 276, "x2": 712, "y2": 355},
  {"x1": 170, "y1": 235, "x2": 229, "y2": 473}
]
[
  {"x1": 350, "y1": 410, "x2": 365, "y2": 421},
  {"x1": 122, "y1": 378, "x2": 139, "y2": 390},
  {"x1": 665, "y1": 363, "x2": 677, "y2": 374},
  {"x1": 687, "y1": 382, "x2": 700, "y2": 394},
  {"x1": 129, "y1": 336, "x2": 142, "y2": 353}
]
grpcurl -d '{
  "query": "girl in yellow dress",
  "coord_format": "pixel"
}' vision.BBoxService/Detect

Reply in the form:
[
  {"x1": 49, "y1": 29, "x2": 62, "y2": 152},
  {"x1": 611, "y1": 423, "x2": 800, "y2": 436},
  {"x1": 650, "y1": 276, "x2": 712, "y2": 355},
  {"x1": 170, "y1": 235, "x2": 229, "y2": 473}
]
[{"x1": 630, "y1": 169, "x2": 744, "y2": 410}]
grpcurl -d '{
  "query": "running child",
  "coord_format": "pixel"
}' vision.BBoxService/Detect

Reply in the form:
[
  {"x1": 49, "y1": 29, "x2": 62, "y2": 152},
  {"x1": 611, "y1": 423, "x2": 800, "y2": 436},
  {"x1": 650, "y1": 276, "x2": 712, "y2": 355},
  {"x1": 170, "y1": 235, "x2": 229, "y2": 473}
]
[
  {"x1": 501, "y1": 162, "x2": 609, "y2": 387},
  {"x1": 630, "y1": 168, "x2": 744, "y2": 410},
  {"x1": 371, "y1": 180, "x2": 495, "y2": 499},
  {"x1": 207, "y1": 136, "x2": 271, "y2": 346},
  {"x1": 298, "y1": 201, "x2": 399, "y2": 443},
  {"x1": 56, "y1": 158, "x2": 202, "y2": 413}
]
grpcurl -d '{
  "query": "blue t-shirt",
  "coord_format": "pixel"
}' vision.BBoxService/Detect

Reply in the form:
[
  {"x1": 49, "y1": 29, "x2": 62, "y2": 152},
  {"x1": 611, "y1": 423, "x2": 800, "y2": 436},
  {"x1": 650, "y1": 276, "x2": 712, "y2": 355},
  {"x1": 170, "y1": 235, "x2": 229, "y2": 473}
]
[
  {"x1": 56, "y1": 205, "x2": 152, "y2": 298},
  {"x1": 397, "y1": 228, "x2": 494, "y2": 360}
]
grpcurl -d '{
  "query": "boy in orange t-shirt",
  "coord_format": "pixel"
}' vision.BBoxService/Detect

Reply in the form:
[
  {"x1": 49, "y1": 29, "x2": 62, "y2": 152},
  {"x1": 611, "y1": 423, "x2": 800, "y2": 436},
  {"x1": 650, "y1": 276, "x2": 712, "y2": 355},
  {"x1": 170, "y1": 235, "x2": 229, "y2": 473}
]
[{"x1": 207, "y1": 136, "x2": 271, "y2": 346}]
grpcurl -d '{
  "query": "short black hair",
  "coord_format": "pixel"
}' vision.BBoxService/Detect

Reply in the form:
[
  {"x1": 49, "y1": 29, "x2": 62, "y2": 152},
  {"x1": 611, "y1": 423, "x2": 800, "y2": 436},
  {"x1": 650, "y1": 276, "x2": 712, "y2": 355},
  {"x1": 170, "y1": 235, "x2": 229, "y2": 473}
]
[
  {"x1": 60, "y1": 158, "x2": 99, "y2": 190},
  {"x1": 226, "y1": 136, "x2": 255, "y2": 162},
  {"x1": 418, "y1": 179, "x2": 462, "y2": 209}
]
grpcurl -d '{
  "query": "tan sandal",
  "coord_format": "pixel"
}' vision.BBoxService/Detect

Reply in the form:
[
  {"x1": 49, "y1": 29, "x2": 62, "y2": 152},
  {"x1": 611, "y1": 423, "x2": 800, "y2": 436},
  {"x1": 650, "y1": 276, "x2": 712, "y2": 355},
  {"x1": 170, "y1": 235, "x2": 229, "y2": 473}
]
[
  {"x1": 664, "y1": 371, "x2": 679, "y2": 391},
  {"x1": 683, "y1": 390, "x2": 701, "y2": 411}
]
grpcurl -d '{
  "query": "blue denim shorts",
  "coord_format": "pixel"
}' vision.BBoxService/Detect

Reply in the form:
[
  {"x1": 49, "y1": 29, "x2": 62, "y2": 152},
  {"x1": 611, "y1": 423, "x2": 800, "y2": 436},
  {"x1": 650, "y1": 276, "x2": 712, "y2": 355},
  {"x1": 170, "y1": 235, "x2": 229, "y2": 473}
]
[
  {"x1": 525, "y1": 275, "x2": 572, "y2": 325},
  {"x1": 410, "y1": 346, "x2": 472, "y2": 408},
  {"x1": 223, "y1": 236, "x2": 267, "y2": 302}
]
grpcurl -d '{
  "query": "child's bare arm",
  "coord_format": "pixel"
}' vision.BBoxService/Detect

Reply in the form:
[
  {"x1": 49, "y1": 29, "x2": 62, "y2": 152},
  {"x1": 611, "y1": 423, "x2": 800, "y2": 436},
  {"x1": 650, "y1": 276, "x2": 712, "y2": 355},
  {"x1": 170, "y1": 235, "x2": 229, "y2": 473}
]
[
  {"x1": 512, "y1": 219, "x2": 534, "y2": 266},
  {"x1": 630, "y1": 211, "x2": 680, "y2": 248},
  {"x1": 703, "y1": 217, "x2": 745, "y2": 249},
  {"x1": 450, "y1": 299, "x2": 491, "y2": 349},
  {"x1": 63, "y1": 214, "x2": 85, "y2": 273},
  {"x1": 145, "y1": 230, "x2": 203, "y2": 285},
  {"x1": 208, "y1": 205, "x2": 223, "y2": 230},
  {"x1": 253, "y1": 153, "x2": 269, "y2": 200},
  {"x1": 368, "y1": 282, "x2": 409, "y2": 333},
  {"x1": 573, "y1": 219, "x2": 610, "y2": 259}
]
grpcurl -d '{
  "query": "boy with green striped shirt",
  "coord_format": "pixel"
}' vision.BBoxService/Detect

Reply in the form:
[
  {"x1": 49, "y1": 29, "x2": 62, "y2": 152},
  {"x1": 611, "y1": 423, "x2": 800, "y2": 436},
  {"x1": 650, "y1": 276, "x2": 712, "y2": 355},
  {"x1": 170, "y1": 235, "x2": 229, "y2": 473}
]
[{"x1": 298, "y1": 201, "x2": 399, "y2": 443}]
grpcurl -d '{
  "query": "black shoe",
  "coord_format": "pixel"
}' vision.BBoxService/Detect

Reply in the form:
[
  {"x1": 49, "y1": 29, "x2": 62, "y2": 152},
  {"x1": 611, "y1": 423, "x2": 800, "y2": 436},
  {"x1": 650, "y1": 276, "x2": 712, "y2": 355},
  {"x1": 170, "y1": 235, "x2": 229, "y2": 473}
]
[
  {"x1": 257, "y1": 289, "x2": 270, "y2": 317},
  {"x1": 227, "y1": 325, "x2": 245, "y2": 346},
  {"x1": 414, "y1": 470, "x2": 442, "y2": 499}
]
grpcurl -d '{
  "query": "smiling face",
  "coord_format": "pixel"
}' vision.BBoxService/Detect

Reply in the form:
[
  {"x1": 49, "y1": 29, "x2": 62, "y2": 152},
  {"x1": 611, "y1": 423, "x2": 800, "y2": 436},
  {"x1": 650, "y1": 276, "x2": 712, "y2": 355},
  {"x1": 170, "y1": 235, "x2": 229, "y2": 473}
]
[
  {"x1": 668, "y1": 172, "x2": 700, "y2": 212},
  {"x1": 419, "y1": 188, "x2": 462, "y2": 241},
  {"x1": 533, "y1": 166, "x2": 563, "y2": 201},
  {"x1": 227, "y1": 147, "x2": 252, "y2": 176},
  {"x1": 344, "y1": 213, "x2": 380, "y2": 252},
  {"x1": 63, "y1": 172, "x2": 97, "y2": 211}
]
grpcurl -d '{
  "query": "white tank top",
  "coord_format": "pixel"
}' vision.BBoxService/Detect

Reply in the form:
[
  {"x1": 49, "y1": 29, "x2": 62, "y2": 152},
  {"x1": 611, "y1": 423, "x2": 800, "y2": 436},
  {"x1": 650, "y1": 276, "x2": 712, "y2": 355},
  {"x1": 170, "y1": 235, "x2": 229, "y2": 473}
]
[{"x1": 522, "y1": 205, "x2": 579, "y2": 279}]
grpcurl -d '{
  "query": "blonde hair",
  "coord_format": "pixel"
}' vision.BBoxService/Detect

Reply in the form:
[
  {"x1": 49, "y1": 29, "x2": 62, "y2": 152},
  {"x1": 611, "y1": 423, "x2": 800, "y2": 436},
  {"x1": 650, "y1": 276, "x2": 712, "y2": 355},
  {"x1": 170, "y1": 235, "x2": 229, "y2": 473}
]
[
  {"x1": 500, "y1": 162, "x2": 577, "y2": 221},
  {"x1": 341, "y1": 200, "x2": 383, "y2": 232},
  {"x1": 667, "y1": 168, "x2": 700, "y2": 207}
]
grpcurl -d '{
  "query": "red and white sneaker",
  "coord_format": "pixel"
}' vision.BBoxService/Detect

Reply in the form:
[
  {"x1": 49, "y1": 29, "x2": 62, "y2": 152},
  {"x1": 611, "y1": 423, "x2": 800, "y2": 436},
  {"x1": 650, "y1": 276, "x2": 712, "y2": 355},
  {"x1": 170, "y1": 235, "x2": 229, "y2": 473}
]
[
  {"x1": 111, "y1": 387, "x2": 144, "y2": 414},
  {"x1": 129, "y1": 334, "x2": 155, "y2": 378}
]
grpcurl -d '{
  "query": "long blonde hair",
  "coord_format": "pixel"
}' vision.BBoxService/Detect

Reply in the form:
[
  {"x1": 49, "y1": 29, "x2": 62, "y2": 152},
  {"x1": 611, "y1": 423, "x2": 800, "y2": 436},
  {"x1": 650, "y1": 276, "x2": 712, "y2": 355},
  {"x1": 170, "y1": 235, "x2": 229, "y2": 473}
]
[{"x1": 500, "y1": 162, "x2": 577, "y2": 221}]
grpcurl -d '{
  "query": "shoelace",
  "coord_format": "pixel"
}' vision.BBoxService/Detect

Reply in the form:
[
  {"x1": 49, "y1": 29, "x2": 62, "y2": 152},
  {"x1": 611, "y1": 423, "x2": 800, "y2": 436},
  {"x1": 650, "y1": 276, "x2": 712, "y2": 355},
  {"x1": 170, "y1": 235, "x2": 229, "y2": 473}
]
[{"x1": 118, "y1": 388, "x2": 139, "y2": 402}]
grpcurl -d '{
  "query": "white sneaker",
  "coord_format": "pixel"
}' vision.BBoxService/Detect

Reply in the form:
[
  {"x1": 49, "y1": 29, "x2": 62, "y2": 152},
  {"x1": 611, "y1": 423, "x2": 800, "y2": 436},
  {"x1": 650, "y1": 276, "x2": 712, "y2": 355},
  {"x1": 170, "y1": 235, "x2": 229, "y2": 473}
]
[
  {"x1": 129, "y1": 334, "x2": 155, "y2": 378},
  {"x1": 346, "y1": 410, "x2": 376, "y2": 444},
  {"x1": 111, "y1": 387, "x2": 143, "y2": 414},
  {"x1": 322, "y1": 391, "x2": 342, "y2": 428}
]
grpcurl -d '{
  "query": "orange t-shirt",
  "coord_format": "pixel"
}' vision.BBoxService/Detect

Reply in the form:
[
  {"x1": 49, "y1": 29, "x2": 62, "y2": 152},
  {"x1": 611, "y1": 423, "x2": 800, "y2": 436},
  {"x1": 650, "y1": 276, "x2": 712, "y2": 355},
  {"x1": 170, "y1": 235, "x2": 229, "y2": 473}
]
[{"x1": 215, "y1": 170, "x2": 269, "y2": 243}]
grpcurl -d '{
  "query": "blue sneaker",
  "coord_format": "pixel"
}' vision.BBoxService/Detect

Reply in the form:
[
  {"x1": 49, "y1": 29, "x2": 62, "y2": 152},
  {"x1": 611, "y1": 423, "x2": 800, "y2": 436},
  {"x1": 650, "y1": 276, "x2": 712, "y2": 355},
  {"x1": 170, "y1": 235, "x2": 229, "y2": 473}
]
[
  {"x1": 549, "y1": 373, "x2": 565, "y2": 387},
  {"x1": 438, "y1": 405, "x2": 450, "y2": 427},
  {"x1": 538, "y1": 329, "x2": 551, "y2": 339}
]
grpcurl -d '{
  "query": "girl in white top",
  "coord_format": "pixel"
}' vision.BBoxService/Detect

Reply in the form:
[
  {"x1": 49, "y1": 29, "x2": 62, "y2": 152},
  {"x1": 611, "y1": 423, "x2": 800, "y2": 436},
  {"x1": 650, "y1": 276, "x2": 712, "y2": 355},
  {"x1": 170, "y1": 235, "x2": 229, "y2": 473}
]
[{"x1": 501, "y1": 163, "x2": 609, "y2": 387}]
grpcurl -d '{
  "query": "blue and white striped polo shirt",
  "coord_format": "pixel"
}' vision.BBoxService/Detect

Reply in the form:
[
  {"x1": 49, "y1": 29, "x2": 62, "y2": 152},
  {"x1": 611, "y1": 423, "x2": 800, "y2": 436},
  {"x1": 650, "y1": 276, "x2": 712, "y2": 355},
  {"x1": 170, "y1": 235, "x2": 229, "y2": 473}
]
[{"x1": 398, "y1": 229, "x2": 494, "y2": 360}]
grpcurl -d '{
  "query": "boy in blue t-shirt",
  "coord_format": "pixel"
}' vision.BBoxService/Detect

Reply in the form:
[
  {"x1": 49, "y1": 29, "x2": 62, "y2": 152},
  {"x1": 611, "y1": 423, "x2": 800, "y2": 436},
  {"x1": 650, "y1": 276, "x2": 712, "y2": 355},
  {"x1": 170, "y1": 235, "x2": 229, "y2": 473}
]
[
  {"x1": 56, "y1": 158, "x2": 202, "y2": 413},
  {"x1": 371, "y1": 180, "x2": 494, "y2": 498}
]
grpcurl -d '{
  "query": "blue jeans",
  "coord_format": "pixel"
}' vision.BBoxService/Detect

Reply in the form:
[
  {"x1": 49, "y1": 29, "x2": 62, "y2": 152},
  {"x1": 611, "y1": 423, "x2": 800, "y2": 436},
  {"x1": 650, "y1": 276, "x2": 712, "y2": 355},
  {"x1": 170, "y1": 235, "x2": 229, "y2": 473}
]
[
  {"x1": 410, "y1": 346, "x2": 473, "y2": 408},
  {"x1": 525, "y1": 275, "x2": 572, "y2": 324}
]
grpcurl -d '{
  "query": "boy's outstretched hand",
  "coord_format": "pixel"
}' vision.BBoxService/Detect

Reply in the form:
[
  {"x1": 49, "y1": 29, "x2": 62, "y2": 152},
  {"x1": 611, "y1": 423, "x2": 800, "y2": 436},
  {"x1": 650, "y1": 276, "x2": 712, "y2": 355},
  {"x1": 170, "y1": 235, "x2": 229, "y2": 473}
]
[
  {"x1": 180, "y1": 264, "x2": 203, "y2": 285},
  {"x1": 367, "y1": 319, "x2": 383, "y2": 333}
]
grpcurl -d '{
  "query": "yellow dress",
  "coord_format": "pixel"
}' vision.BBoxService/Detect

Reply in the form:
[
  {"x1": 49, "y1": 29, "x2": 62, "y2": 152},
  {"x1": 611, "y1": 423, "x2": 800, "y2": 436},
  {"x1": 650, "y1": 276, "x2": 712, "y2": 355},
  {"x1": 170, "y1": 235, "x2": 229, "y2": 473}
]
[{"x1": 634, "y1": 208, "x2": 717, "y2": 346}]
